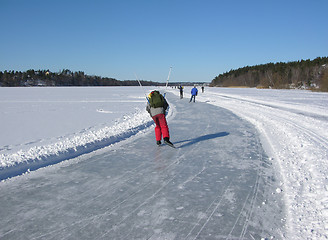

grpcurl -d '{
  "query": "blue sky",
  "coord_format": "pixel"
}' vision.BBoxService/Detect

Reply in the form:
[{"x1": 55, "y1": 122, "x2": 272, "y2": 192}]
[{"x1": 1, "y1": 0, "x2": 327, "y2": 82}]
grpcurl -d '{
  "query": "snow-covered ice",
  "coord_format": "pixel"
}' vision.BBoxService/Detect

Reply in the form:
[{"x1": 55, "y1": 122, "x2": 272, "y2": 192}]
[
  {"x1": 0, "y1": 87, "x2": 157, "y2": 178},
  {"x1": 0, "y1": 86, "x2": 327, "y2": 239}
]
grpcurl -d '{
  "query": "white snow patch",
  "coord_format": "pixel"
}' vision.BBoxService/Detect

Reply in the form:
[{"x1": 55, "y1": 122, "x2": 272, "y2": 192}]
[{"x1": 0, "y1": 86, "x2": 164, "y2": 177}]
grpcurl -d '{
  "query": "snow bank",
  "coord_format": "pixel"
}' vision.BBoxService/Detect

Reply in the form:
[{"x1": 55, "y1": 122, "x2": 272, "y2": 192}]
[
  {"x1": 0, "y1": 87, "x2": 160, "y2": 179},
  {"x1": 0, "y1": 109, "x2": 153, "y2": 179}
]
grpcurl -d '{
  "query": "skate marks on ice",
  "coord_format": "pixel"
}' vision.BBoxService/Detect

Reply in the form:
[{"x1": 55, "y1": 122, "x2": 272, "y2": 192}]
[
  {"x1": 0, "y1": 94, "x2": 286, "y2": 239},
  {"x1": 158, "y1": 97, "x2": 286, "y2": 239}
]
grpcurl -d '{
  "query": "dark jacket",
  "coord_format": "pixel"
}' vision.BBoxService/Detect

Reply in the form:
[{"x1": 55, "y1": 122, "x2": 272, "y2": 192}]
[{"x1": 146, "y1": 98, "x2": 169, "y2": 117}]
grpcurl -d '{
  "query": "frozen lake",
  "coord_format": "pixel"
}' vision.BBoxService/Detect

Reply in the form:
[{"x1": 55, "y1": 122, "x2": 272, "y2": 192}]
[
  {"x1": 0, "y1": 93, "x2": 285, "y2": 239},
  {"x1": 1, "y1": 86, "x2": 327, "y2": 239}
]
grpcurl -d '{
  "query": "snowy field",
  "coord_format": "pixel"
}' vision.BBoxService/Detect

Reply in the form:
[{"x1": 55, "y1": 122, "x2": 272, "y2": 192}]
[
  {"x1": 0, "y1": 86, "x2": 328, "y2": 239},
  {"x1": 0, "y1": 87, "x2": 156, "y2": 177}
]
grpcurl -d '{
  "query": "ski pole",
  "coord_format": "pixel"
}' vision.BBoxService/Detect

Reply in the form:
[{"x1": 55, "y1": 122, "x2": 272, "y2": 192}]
[
  {"x1": 164, "y1": 66, "x2": 172, "y2": 98},
  {"x1": 135, "y1": 73, "x2": 150, "y2": 103}
]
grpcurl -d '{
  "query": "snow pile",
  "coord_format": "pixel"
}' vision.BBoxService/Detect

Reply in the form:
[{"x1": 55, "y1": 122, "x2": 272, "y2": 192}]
[
  {"x1": 172, "y1": 87, "x2": 328, "y2": 239},
  {"x1": 0, "y1": 86, "x2": 160, "y2": 178},
  {"x1": 0, "y1": 110, "x2": 151, "y2": 167}
]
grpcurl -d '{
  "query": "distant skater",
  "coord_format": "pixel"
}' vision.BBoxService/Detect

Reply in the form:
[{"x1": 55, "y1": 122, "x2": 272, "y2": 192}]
[
  {"x1": 178, "y1": 85, "x2": 184, "y2": 99},
  {"x1": 146, "y1": 90, "x2": 174, "y2": 147},
  {"x1": 201, "y1": 86, "x2": 204, "y2": 93},
  {"x1": 189, "y1": 85, "x2": 198, "y2": 103}
]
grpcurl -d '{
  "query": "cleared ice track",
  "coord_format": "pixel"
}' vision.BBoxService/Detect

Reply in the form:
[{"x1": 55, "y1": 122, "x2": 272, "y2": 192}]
[
  {"x1": 0, "y1": 93, "x2": 286, "y2": 239},
  {"x1": 196, "y1": 90, "x2": 328, "y2": 239}
]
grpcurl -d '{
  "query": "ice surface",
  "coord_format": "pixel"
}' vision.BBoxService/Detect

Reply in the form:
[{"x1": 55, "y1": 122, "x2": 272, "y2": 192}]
[
  {"x1": 0, "y1": 95, "x2": 285, "y2": 239},
  {"x1": 187, "y1": 87, "x2": 328, "y2": 239},
  {"x1": 1, "y1": 86, "x2": 327, "y2": 239}
]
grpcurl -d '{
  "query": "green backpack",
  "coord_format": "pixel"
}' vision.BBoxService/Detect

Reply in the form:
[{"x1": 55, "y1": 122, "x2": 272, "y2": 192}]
[{"x1": 148, "y1": 91, "x2": 164, "y2": 108}]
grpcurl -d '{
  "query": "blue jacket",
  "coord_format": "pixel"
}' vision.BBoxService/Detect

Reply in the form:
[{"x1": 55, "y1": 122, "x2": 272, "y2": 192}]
[{"x1": 191, "y1": 87, "x2": 198, "y2": 96}]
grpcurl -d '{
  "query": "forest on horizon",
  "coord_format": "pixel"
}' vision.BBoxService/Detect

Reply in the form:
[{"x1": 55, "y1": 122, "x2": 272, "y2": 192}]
[
  {"x1": 0, "y1": 69, "x2": 163, "y2": 87},
  {"x1": 210, "y1": 57, "x2": 328, "y2": 91},
  {"x1": 1, "y1": 57, "x2": 328, "y2": 91}
]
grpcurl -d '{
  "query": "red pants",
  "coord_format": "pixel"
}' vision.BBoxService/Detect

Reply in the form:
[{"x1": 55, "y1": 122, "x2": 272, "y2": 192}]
[{"x1": 152, "y1": 114, "x2": 170, "y2": 141}]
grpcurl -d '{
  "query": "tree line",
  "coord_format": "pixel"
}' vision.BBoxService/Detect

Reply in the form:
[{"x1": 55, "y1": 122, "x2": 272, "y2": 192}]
[
  {"x1": 0, "y1": 69, "x2": 163, "y2": 87},
  {"x1": 210, "y1": 57, "x2": 328, "y2": 91}
]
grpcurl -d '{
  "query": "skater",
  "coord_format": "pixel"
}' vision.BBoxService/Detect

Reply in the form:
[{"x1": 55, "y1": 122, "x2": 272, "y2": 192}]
[
  {"x1": 201, "y1": 85, "x2": 204, "y2": 93},
  {"x1": 189, "y1": 85, "x2": 198, "y2": 103},
  {"x1": 178, "y1": 85, "x2": 184, "y2": 99},
  {"x1": 146, "y1": 90, "x2": 174, "y2": 147}
]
